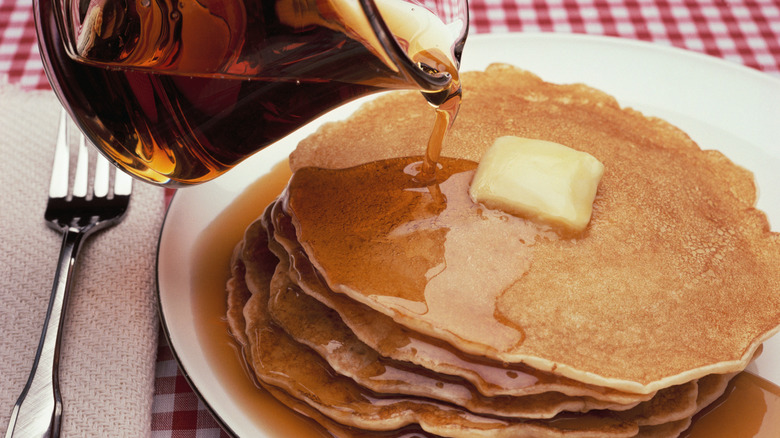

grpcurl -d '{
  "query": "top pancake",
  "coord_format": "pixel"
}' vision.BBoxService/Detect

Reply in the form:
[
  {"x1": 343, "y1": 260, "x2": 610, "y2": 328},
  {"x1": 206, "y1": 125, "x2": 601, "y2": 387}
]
[{"x1": 284, "y1": 64, "x2": 780, "y2": 393}]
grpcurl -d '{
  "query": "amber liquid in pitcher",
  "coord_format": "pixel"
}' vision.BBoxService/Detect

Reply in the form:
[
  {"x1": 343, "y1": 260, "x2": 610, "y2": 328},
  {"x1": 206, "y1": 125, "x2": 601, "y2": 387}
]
[{"x1": 35, "y1": 0, "x2": 462, "y2": 185}]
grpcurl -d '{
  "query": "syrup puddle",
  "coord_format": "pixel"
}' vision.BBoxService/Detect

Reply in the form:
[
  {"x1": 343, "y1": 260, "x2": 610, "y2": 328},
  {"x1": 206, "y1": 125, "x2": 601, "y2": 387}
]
[{"x1": 190, "y1": 161, "x2": 331, "y2": 437}]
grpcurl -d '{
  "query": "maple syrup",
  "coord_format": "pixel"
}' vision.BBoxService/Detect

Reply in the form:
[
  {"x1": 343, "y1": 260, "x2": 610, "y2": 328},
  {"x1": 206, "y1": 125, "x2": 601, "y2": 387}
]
[
  {"x1": 683, "y1": 371, "x2": 780, "y2": 437},
  {"x1": 188, "y1": 161, "x2": 331, "y2": 436},
  {"x1": 284, "y1": 157, "x2": 551, "y2": 354}
]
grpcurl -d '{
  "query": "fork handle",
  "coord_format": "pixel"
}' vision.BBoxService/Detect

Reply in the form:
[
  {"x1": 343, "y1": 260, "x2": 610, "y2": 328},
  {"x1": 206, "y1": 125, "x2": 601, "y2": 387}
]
[{"x1": 6, "y1": 228, "x2": 86, "y2": 438}]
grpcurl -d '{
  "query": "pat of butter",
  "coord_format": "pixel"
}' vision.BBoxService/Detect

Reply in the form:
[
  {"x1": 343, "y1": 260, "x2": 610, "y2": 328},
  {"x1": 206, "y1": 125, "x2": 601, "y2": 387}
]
[{"x1": 469, "y1": 136, "x2": 604, "y2": 234}]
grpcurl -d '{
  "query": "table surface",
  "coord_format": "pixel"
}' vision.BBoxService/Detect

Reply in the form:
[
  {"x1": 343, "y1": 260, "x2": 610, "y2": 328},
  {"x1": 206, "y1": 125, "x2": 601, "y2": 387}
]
[{"x1": 2, "y1": 0, "x2": 779, "y2": 436}]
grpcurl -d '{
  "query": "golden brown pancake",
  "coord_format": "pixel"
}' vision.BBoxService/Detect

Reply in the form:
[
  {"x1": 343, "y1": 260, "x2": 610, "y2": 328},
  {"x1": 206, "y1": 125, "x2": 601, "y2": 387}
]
[
  {"x1": 226, "y1": 237, "x2": 446, "y2": 438},
  {"x1": 634, "y1": 420, "x2": 692, "y2": 438},
  {"x1": 229, "y1": 225, "x2": 641, "y2": 437},
  {"x1": 614, "y1": 381, "x2": 697, "y2": 426},
  {"x1": 282, "y1": 63, "x2": 780, "y2": 393},
  {"x1": 262, "y1": 384, "x2": 438, "y2": 438},
  {"x1": 691, "y1": 372, "x2": 735, "y2": 412},
  {"x1": 228, "y1": 206, "x2": 745, "y2": 437},
  {"x1": 266, "y1": 199, "x2": 653, "y2": 405},
  {"x1": 224, "y1": 64, "x2": 773, "y2": 437},
  {"x1": 266, "y1": 264, "x2": 643, "y2": 418},
  {"x1": 631, "y1": 373, "x2": 736, "y2": 438},
  {"x1": 230, "y1": 213, "x2": 741, "y2": 437}
]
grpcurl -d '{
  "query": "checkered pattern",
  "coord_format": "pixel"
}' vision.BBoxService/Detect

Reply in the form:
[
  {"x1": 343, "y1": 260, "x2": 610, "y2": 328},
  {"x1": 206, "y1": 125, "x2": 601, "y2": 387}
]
[
  {"x1": 151, "y1": 337, "x2": 229, "y2": 438},
  {"x1": 2, "y1": 0, "x2": 780, "y2": 93},
  {"x1": 2, "y1": 0, "x2": 779, "y2": 435},
  {"x1": 469, "y1": 0, "x2": 780, "y2": 75},
  {"x1": 0, "y1": 0, "x2": 47, "y2": 89}
]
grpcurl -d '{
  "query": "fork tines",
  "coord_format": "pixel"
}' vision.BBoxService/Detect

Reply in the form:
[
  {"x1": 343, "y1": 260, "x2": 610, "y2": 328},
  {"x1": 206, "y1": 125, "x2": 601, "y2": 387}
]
[{"x1": 49, "y1": 110, "x2": 133, "y2": 201}]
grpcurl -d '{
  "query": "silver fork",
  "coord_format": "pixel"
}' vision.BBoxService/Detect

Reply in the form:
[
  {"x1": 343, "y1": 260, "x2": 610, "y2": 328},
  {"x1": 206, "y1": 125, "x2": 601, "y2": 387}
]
[{"x1": 5, "y1": 110, "x2": 133, "y2": 438}]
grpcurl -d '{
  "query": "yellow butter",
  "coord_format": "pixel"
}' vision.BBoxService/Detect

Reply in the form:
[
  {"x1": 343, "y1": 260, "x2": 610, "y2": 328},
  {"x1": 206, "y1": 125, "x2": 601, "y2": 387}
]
[{"x1": 469, "y1": 136, "x2": 604, "y2": 234}]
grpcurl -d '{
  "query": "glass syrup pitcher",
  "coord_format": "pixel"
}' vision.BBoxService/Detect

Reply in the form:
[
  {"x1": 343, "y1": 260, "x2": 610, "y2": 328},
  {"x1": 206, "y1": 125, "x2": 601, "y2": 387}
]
[{"x1": 34, "y1": 0, "x2": 469, "y2": 185}]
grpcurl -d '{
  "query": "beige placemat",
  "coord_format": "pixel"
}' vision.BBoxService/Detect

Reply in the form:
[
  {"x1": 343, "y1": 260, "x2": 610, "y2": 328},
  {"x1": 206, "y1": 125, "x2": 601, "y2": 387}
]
[{"x1": 0, "y1": 84, "x2": 165, "y2": 436}]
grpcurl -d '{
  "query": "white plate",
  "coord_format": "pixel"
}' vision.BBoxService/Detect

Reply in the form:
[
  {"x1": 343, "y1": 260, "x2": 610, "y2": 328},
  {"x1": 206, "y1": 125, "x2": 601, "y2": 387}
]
[{"x1": 157, "y1": 32, "x2": 780, "y2": 436}]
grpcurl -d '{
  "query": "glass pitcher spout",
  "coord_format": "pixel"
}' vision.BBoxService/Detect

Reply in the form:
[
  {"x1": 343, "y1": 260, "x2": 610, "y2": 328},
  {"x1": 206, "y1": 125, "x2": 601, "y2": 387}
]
[{"x1": 358, "y1": 0, "x2": 455, "y2": 92}]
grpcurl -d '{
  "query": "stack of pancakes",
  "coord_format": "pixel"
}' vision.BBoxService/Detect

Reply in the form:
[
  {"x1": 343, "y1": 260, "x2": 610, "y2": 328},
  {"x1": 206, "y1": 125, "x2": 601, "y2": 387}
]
[{"x1": 226, "y1": 64, "x2": 780, "y2": 437}]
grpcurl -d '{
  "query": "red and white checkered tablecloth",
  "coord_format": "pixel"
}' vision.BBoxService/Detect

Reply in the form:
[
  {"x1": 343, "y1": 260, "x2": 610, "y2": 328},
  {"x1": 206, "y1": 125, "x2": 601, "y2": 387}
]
[
  {"x1": 3, "y1": 0, "x2": 780, "y2": 91},
  {"x1": 2, "y1": 0, "x2": 779, "y2": 436}
]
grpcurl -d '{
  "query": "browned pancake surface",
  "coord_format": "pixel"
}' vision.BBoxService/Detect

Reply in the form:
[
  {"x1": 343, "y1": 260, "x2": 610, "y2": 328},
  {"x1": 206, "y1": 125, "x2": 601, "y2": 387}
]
[
  {"x1": 267, "y1": 263, "x2": 643, "y2": 418},
  {"x1": 266, "y1": 200, "x2": 653, "y2": 405},
  {"x1": 228, "y1": 224, "x2": 640, "y2": 437},
  {"x1": 226, "y1": 208, "x2": 740, "y2": 437},
  {"x1": 283, "y1": 64, "x2": 780, "y2": 392}
]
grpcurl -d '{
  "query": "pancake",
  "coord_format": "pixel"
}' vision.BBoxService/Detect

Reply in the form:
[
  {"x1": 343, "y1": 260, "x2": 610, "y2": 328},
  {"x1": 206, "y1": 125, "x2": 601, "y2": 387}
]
[
  {"x1": 282, "y1": 63, "x2": 780, "y2": 393},
  {"x1": 614, "y1": 381, "x2": 697, "y2": 427},
  {"x1": 691, "y1": 372, "x2": 735, "y2": 412},
  {"x1": 266, "y1": 264, "x2": 643, "y2": 418},
  {"x1": 227, "y1": 240, "x2": 444, "y2": 438},
  {"x1": 634, "y1": 420, "x2": 692, "y2": 438},
  {"x1": 262, "y1": 383, "x2": 438, "y2": 438},
  {"x1": 224, "y1": 64, "x2": 774, "y2": 436},
  {"x1": 230, "y1": 225, "x2": 640, "y2": 437},
  {"x1": 632, "y1": 373, "x2": 735, "y2": 438},
  {"x1": 228, "y1": 214, "x2": 742, "y2": 437},
  {"x1": 266, "y1": 200, "x2": 652, "y2": 404}
]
